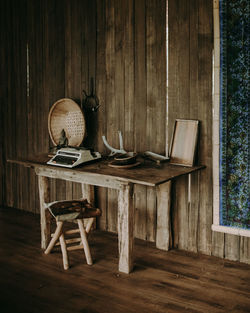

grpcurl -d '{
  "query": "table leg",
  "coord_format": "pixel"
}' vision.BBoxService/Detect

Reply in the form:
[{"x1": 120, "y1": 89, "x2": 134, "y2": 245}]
[
  {"x1": 38, "y1": 175, "x2": 50, "y2": 249},
  {"x1": 81, "y1": 183, "x2": 95, "y2": 230},
  {"x1": 81, "y1": 183, "x2": 94, "y2": 203},
  {"x1": 156, "y1": 180, "x2": 172, "y2": 250},
  {"x1": 118, "y1": 183, "x2": 134, "y2": 274}
]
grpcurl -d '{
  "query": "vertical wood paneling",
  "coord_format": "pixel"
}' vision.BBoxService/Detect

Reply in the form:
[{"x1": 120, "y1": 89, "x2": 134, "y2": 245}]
[
  {"x1": 156, "y1": 181, "x2": 172, "y2": 250},
  {"x1": 225, "y1": 234, "x2": 240, "y2": 261},
  {"x1": 134, "y1": 0, "x2": 148, "y2": 240},
  {"x1": 188, "y1": 0, "x2": 200, "y2": 252},
  {"x1": 11, "y1": 1, "x2": 28, "y2": 211},
  {"x1": 64, "y1": 0, "x2": 82, "y2": 201},
  {"x1": 188, "y1": 173, "x2": 199, "y2": 252},
  {"x1": 146, "y1": 0, "x2": 156, "y2": 152},
  {"x1": 157, "y1": 0, "x2": 167, "y2": 152},
  {"x1": 189, "y1": 0, "x2": 199, "y2": 118},
  {"x1": 64, "y1": 0, "x2": 74, "y2": 201},
  {"x1": 146, "y1": 186, "x2": 156, "y2": 242},
  {"x1": 82, "y1": 0, "x2": 98, "y2": 150},
  {"x1": 123, "y1": 0, "x2": 134, "y2": 152},
  {"x1": 0, "y1": 1, "x2": 3, "y2": 205},
  {"x1": 0, "y1": 0, "x2": 9, "y2": 207},
  {"x1": 134, "y1": 0, "x2": 147, "y2": 153},
  {"x1": 18, "y1": 4, "x2": 29, "y2": 212},
  {"x1": 168, "y1": 0, "x2": 214, "y2": 256},
  {"x1": 168, "y1": 0, "x2": 190, "y2": 251},
  {"x1": 28, "y1": 0, "x2": 48, "y2": 213},
  {"x1": 171, "y1": 180, "x2": 179, "y2": 247},
  {"x1": 1, "y1": 0, "x2": 249, "y2": 265},
  {"x1": 146, "y1": 0, "x2": 166, "y2": 155},
  {"x1": 45, "y1": 0, "x2": 66, "y2": 203},
  {"x1": 240, "y1": 237, "x2": 250, "y2": 264},
  {"x1": 168, "y1": 0, "x2": 178, "y2": 136},
  {"x1": 175, "y1": 176, "x2": 189, "y2": 250},
  {"x1": 5, "y1": 2, "x2": 18, "y2": 209},
  {"x1": 96, "y1": 0, "x2": 107, "y2": 154},
  {"x1": 96, "y1": 0, "x2": 107, "y2": 230},
  {"x1": 78, "y1": 0, "x2": 97, "y2": 198},
  {"x1": 176, "y1": 0, "x2": 190, "y2": 251},
  {"x1": 168, "y1": 0, "x2": 179, "y2": 249},
  {"x1": 114, "y1": 0, "x2": 125, "y2": 138},
  {"x1": 134, "y1": 184, "x2": 147, "y2": 240},
  {"x1": 145, "y1": 0, "x2": 166, "y2": 243},
  {"x1": 105, "y1": 0, "x2": 118, "y2": 233},
  {"x1": 197, "y1": 0, "x2": 213, "y2": 255},
  {"x1": 26, "y1": 0, "x2": 37, "y2": 212},
  {"x1": 212, "y1": 231, "x2": 225, "y2": 258}
]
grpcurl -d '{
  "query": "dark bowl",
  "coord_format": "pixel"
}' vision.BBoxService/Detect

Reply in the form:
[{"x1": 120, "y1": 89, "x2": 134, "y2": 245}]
[{"x1": 114, "y1": 152, "x2": 137, "y2": 165}]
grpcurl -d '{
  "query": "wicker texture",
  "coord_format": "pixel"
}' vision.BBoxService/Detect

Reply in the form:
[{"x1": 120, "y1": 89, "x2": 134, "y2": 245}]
[{"x1": 48, "y1": 98, "x2": 86, "y2": 147}]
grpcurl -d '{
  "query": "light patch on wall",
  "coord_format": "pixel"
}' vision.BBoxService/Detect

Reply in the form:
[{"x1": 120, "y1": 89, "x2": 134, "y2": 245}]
[
  {"x1": 165, "y1": 0, "x2": 169, "y2": 156},
  {"x1": 26, "y1": 43, "x2": 29, "y2": 98}
]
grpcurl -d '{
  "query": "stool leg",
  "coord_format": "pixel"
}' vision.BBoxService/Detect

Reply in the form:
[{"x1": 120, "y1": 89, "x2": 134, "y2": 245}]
[
  {"x1": 59, "y1": 233, "x2": 69, "y2": 270},
  {"x1": 45, "y1": 221, "x2": 63, "y2": 254},
  {"x1": 85, "y1": 217, "x2": 95, "y2": 234},
  {"x1": 77, "y1": 219, "x2": 93, "y2": 265}
]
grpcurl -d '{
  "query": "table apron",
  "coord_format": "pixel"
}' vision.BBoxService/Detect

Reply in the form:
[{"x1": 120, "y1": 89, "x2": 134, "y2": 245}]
[{"x1": 35, "y1": 167, "x2": 127, "y2": 189}]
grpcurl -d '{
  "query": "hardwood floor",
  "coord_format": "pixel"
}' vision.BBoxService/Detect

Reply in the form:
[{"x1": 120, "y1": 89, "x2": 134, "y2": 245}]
[{"x1": 0, "y1": 207, "x2": 249, "y2": 313}]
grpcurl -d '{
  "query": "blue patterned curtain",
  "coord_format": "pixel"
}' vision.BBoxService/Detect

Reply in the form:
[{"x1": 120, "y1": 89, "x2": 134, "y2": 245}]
[{"x1": 220, "y1": 0, "x2": 249, "y2": 229}]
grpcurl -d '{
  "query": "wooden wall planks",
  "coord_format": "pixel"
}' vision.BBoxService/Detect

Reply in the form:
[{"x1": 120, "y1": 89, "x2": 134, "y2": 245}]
[
  {"x1": 96, "y1": 0, "x2": 107, "y2": 231},
  {"x1": 4, "y1": 1, "x2": 18, "y2": 210},
  {"x1": 105, "y1": 0, "x2": 117, "y2": 233},
  {"x1": 0, "y1": 0, "x2": 10, "y2": 208},
  {"x1": 134, "y1": 0, "x2": 147, "y2": 240},
  {"x1": 168, "y1": 0, "x2": 214, "y2": 254},
  {"x1": 65, "y1": 0, "x2": 88, "y2": 202},
  {"x1": 167, "y1": 0, "x2": 249, "y2": 263},
  {"x1": 1, "y1": 0, "x2": 249, "y2": 264},
  {"x1": 196, "y1": 0, "x2": 213, "y2": 256}
]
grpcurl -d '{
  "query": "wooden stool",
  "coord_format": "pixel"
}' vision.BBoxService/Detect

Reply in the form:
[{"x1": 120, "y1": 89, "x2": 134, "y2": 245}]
[{"x1": 44, "y1": 199, "x2": 101, "y2": 270}]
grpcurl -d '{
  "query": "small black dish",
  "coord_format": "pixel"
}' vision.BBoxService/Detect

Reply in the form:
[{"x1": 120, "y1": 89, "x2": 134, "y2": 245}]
[{"x1": 114, "y1": 152, "x2": 137, "y2": 165}]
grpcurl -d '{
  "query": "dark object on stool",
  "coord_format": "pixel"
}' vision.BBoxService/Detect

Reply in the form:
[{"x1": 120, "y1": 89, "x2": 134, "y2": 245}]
[{"x1": 44, "y1": 199, "x2": 102, "y2": 270}]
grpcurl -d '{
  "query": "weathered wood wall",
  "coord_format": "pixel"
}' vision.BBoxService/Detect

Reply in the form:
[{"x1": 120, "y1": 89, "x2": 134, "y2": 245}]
[{"x1": 0, "y1": 0, "x2": 249, "y2": 263}]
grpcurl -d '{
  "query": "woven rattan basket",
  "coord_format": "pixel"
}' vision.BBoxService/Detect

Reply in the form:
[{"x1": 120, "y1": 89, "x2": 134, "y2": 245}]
[{"x1": 48, "y1": 98, "x2": 86, "y2": 147}]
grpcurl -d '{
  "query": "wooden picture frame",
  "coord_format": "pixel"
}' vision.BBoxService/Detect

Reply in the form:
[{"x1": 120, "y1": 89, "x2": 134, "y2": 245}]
[{"x1": 169, "y1": 119, "x2": 199, "y2": 167}]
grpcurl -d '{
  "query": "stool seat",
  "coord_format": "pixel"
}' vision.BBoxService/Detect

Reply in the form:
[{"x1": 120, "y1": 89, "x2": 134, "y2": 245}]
[
  {"x1": 48, "y1": 199, "x2": 102, "y2": 221},
  {"x1": 44, "y1": 199, "x2": 101, "y2": 270}
]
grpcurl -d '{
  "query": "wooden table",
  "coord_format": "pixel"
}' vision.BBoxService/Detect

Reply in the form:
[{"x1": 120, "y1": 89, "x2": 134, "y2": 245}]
[{"x1": 8, "y1": 155, "x2": 205, "y2": 274}]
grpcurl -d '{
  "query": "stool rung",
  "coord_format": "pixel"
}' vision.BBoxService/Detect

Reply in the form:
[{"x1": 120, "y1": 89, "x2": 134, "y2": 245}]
[
  {"x1": 51, "y1": 229, "x2": 80, "y2": 238},
  {"x1": 67, "y1": 244, "x2": 84, "y2": 251},
  {"x1": 55, "y1": 237, "x2": 81, "y2": 246},
  {"x1": 65, "y1": 229, "x2": 80, "y2": 235}
]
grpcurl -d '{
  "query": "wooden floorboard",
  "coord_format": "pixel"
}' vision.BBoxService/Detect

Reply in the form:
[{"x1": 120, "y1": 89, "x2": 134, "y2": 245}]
[{"x1": 0, "y1": 207, "x2": 249, "y2": 313}]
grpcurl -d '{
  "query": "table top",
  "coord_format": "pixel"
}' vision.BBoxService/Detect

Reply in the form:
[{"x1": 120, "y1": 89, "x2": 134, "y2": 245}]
[{"x1": 8, "y1": 154, "x2": 205, "y2": 187}]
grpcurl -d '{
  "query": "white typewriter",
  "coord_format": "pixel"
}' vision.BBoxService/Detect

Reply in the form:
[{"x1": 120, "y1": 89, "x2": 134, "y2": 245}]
[{"x1": 47, "y1": 147, "x2": 101, "y2": 168}]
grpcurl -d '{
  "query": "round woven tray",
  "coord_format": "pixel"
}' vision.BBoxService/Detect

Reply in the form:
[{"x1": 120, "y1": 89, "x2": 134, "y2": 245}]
[{"x1": 48, "y1": 98, "x2": 86, "y2": 147}]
